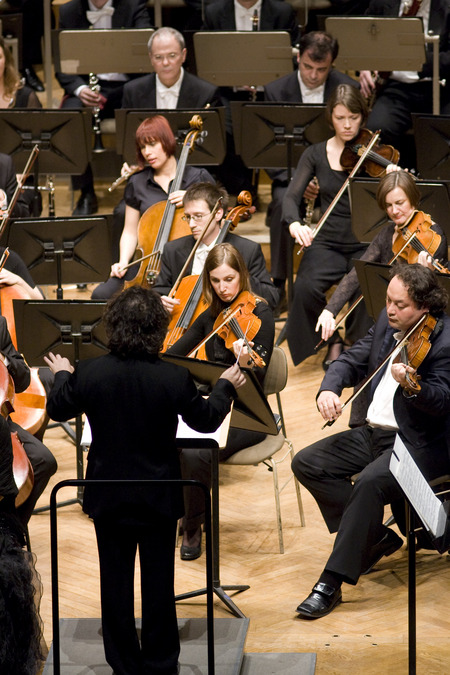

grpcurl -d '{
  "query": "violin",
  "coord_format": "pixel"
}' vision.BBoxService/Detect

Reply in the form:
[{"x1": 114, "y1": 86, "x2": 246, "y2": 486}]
[
  {"x1": 162, "y1": 191, "x2": 254, "y2": 352},
  {"x1": 392, "y1": 210, "x2": 449, "y2": 273},
  {"x1": 0, "y1": 355, "x2": 34, "y2": 507},
  {"x1": 340, "y1": 128, "x2": 400, "y2": 177},
  {"x1": 124, "y1": 115, "x2": 204, "y2": 290},
  {"x1": 187, "y1": 290, "x2": 267, "y2": 368},
  {"x1": 398, "y1": 313, "x2": 437, "y2": 396}
]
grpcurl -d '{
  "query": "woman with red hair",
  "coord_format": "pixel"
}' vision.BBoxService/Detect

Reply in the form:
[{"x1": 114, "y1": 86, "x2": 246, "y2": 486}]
[{"x1": 93, "y1": 115, "x2": 214, "y2": 299}]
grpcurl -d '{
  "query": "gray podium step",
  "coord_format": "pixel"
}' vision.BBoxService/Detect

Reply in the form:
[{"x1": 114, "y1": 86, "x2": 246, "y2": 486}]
[{"x1": 43, "y1": 617, "x2": 249, "y2": 674}]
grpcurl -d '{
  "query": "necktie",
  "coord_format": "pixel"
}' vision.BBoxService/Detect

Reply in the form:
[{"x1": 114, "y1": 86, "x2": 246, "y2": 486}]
[{"x1": 86, "y1": 7, "x2": 115, "y2": 25}]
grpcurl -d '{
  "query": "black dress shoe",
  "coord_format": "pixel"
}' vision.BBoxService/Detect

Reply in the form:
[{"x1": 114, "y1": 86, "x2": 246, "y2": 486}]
[
  {"x1": 22, "y1": 66, "x2": 45, "y2": 92},
  {"x1": 296, "y1": 582, "x2": 342, "y2": 619},
  {"x1": 362, "y1": 528, "x2": 403, "y2": 575},
  {"x1": 180, "y1": 528, "x2": 202, "y2": 560},
  {"x1": 72, "y1": 192, "x2": 98, "y2": 216}
]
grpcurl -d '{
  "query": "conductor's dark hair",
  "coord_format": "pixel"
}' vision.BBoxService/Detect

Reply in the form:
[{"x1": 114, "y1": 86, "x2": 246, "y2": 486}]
[
  {"x1": 104, "y1": 287, "x2": 169, "y2": 357},
  {"x1": 376, "y1": 170, "x2": 421, "y2": 211},
  {"x1": 391, "y1": 263, "x2": 448, "y2": 315},
  {"x1": 299, "y1": 31, "x2": 338, "y2": 62}
]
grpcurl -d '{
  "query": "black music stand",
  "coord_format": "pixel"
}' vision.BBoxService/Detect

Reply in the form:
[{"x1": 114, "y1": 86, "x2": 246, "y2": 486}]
[
  {"x1": 163, "y1": 353, "x2": 277, "y2": 618},
  {"x1": 4, "y1": 215, "x2": 112, "y2": 299},
  {"x1": 349, "y1": 177, "x2": 450, "y2": 243},
  {"x1": 0, "y1": 110, "x2": 92, "y2": 215},
  {"x1": 13, "y1": 299, "x2": 108, "y2": 509},
  {"x1": 115, "y1": 108, "x2": 227, "y2": 167},
  {"x1": 354, "y1": 260, "x2": 450, "y2": 321},
  {"x1": 412, "y1": 114, "x2": 450, "y2": 181}
]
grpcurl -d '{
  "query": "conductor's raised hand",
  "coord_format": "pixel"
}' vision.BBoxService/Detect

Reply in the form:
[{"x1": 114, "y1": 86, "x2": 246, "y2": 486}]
[
  {"x1": 220, "y1": 362, "x2": 246, "y2": 390},
  {"x1": 44, "y1": 352, "x2": 74, "y2": 374},
  {"x1": 317, "y1": 390, "x2": 342, "y2": 422}
]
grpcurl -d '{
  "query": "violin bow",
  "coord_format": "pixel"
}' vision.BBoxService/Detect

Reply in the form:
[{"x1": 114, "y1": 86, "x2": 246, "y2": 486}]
[
  {"x1": 0, "y1": 145, "x2": 39, "y2": 239},
  {"x1": 297, "y1": 131, "x2": 381, "y2": 256},
  {"x1": 167, "y1": 197, "x2": 223, "y2": 299},
  {"x1": 186, "y1": 304, "x2": 243, "y2": 358},
  {"x1": 322, "y1": 313, "x2": 428, "y2": 429}
]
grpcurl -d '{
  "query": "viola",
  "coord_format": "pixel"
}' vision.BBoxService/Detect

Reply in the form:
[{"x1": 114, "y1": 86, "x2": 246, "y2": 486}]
[
  {"x1": 392, "y1": 210, "x2": 449, "y2": 273},
  {"x1": 187, "y1": 290, "x2": 267, "y2": 368},
  {"x1": 398, "y1": 313, "x2": 437, "y2": 396},
  {"x1": 124, "y1": 115, "x2": 204, "y2": 290},
  {"x1": 0, "y1": 355, "x2": 34, "y2": 507},
  {"x1": 340, "y1": 128, "x2": 400, "y2": 178},
  {"x1": 162, "y1": 191, "x2": 254, "y2": 351}
]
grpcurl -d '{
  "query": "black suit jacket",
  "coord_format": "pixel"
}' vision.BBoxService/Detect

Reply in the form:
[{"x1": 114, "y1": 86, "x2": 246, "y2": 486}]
[
  {"x1": 366, "y1": 0, "x2": 450, "y2": 81},
  {"x1": 0, "y1": 153, "x2": 29, "y2": 218},
  {"x1": 47, "y1": 353, "x2": 235, "y2": 519},
  {"x1": 320, "y1": 309, "x2": 450, "y2": 473},
  {"x1": 204, "y1": 0, "x2": 299, "y2": 44},
  {"x1": 153, "y1": 232, "x2": 278, "y2": 309},
  {"x1": 264, "y1": 68, "x2": 359, "y2": 103},
  {"x1": 122, "y1": 70, "x2": 222, "y2": 109},
  {"x1": 56, "y1": 0, "x2": 151, "y2": 95}
]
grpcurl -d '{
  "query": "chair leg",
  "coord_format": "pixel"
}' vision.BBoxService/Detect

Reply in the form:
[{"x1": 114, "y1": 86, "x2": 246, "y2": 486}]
[
  {"x1": 268, "y1": 456, "x2": 284, "y2": 554},
  {"x1": 288, "y1": 440, "x2": 306, "y2": 527}
]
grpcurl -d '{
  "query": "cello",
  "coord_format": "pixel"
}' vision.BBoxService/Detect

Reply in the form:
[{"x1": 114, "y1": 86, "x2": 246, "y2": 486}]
[
  {"x1": 162, "y1": 191, "x2": 254, "y2": 351},
  {"x1": 125, "y1": 115, "x2": 205, "y2": 289}
]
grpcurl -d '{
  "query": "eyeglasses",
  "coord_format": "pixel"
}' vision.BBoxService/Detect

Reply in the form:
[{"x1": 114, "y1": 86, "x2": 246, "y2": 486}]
[
  {"x1": 181, "y1": 212, "x2": 212, "y2": 223},
  {"x1": 151, "y1": 52, "x2": 182, "y2": 62}
]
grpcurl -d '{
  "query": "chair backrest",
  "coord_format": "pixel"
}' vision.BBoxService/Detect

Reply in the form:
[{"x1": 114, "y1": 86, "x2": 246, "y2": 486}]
[{"x1": 263, "y1": 346, "x2": 288, "y2": 397}]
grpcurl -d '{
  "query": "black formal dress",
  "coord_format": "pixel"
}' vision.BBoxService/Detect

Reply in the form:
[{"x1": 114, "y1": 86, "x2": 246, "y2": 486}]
[
  {"x1": 264, "y1": 69, "x2": 359, "y2": 282},
  {"x1": 153, "y1": 232, "x2": 278, "y2": 309},
  {"x1": 292, "y1": 309, "x2": 450, "y2": 584},
  {"x1": 47, "y1": 352, "x2": 237, "y2": 675}
]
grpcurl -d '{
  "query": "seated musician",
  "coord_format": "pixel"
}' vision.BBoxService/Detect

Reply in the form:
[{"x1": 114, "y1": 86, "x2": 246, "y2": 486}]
[
  {"x1": 91, "y1": 115, "x2": 215, "y2": 300},
  {"x1": 45, "y1": 286, "x2": 245, "y2": 675},
  {"x1": 0, "y1": 415, "x2": 43, "y2": 674},
  {"x1": 167, "y1": 243, "x2": 275, "y2": 560},
  {"x1": 292, "y1": 264, "x2": 450, "y2": 619},
  {"x1": 316, "y1": 170, "x2": 448, "y2": 356},
  {"x1": 154, "y1": 182, "x2": 278, "y2": 310},
  {"x1": 0, "y1": 315, "x2": 56, "y2": 526}
]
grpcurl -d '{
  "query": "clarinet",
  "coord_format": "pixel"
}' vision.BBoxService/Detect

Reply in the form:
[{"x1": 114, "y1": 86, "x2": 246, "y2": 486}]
[{"x1": 89, "y1": 73, "x2": 105, "y2": 153}]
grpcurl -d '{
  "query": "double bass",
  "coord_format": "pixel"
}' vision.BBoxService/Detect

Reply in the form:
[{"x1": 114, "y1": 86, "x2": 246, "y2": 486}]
[{"x1": 124, "y1": 115, "x2": 205, "y2": 289}]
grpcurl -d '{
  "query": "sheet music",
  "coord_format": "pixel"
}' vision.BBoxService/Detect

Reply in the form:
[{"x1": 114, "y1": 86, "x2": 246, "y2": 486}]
[
  {"x1": 176, "y1": 410, "x2": 232, "y2": 449},
  {"x1": 390, "y1": 435, "x2": 447, "y2": 538}
]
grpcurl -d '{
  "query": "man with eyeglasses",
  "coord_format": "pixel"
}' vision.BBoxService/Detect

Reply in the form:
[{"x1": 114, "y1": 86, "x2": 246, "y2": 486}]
[
  {"x1": 153, "y1": 182, "x2": 278, "y2": 310},
  {"x1": 122, "y1": 27, "x2": 222, "y2": 109}
]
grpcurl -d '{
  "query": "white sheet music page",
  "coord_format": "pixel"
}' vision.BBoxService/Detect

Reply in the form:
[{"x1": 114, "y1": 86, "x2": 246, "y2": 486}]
[{"x1": 390, "y1": 435, "x2": 447, "y2": 538}]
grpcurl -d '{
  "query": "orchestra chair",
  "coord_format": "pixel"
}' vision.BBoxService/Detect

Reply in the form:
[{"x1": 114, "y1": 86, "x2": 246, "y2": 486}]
[{"x1": 222, "y1": 345, "x2": 305, "y2": 554}]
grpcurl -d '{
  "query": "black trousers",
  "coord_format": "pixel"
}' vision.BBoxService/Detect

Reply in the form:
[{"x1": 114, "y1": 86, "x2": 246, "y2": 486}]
[
  {"x1": 94, "y1": 513, "x2": 179, "y2": 675},
  {"x1": 292, "y1": 425, "x2": 449, "y2": 584}
]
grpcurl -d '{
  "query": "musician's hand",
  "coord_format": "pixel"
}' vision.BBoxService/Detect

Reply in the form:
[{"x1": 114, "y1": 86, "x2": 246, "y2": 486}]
[
  {"x1": 121, "y1": 162, "x2": 138, "y2": 177},
  {"x1": 315, "y1": 309, "x2": 336, "y2": 342},
  {"x1": 417, "y1": 251, "x2": 435, "y2": 270},
  {"x1": 289, "y1": 221, "x2": 314, "y2": 247},
  {"x1": 232, "y1": 338, "x2": 255, "y2": 367},
  {"x1": 168, "y1": 190, "x2": 186, "y2": 207},
  {"x1": 110, "y1": 262, "x2": 127, "y2": 279},
  {"x1": 359, "y1": 70, "x2": 377, "y2": 99},
  {"x1": 44, "y1": 351, "x2": 75, "y2": 374},
  {"x1": 220, "y1": 362, "x2": 246, "y2": 390},
  {"x1": 0, "y1": 189, "x2": 7, "y2": 211},
  {"x1": 391, "y1": 362, "x2": 416, "y2": 387},
  {"x1": 303, "y1": 179, "x2": 320, "y2": 201},
  {"x1": 0, "y1": 269, "x2": 20, "y2": 287},
  {"x1": 78, "y1": 86, "x2": 102, "y2": 107},
  {"x1": 317, "y1": 390, "x2": 342, "y2": 422},
  {"x1": 161, "y1": 295, "x2": 180, "y2": 314}
]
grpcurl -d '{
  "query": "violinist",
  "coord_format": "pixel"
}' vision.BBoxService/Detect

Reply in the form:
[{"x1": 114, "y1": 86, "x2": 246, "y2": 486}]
[
  {"x1": 91, "y1": 115, "x2": 215, "y2": 300},
  {"x1": 316, "y1": 171, "x2": 448, "y2": 349},
  {"x1": 283, "y1": 84, "x2": 392, "y2": 368},
  {"x1": 292, "y1": 264, "x2": 450, "y2": 619},
  {"x1": 167, "y1": 243, "x2": 275, "y2": 560},
  {"x1": 154, "y1": 182, "x2": 278, "y2": 309}
]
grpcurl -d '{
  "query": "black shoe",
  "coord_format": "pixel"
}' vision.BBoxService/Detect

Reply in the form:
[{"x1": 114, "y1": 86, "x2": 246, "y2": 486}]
[
  {"x1": 22, "y1": 66, "x2": 45, "y2": 92},
  {"x1": 72, "y1": 192, "x2": 98, "y2": 216},
  {"x1": 180, "y1": 528, "x2": 202, "y2": 560},
  {"x1": 362, "y1": 528, "x2": 403, "y2": 575},
  {"x1": 296, "y1": 582, "x2": 342, "y2": 619}
]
